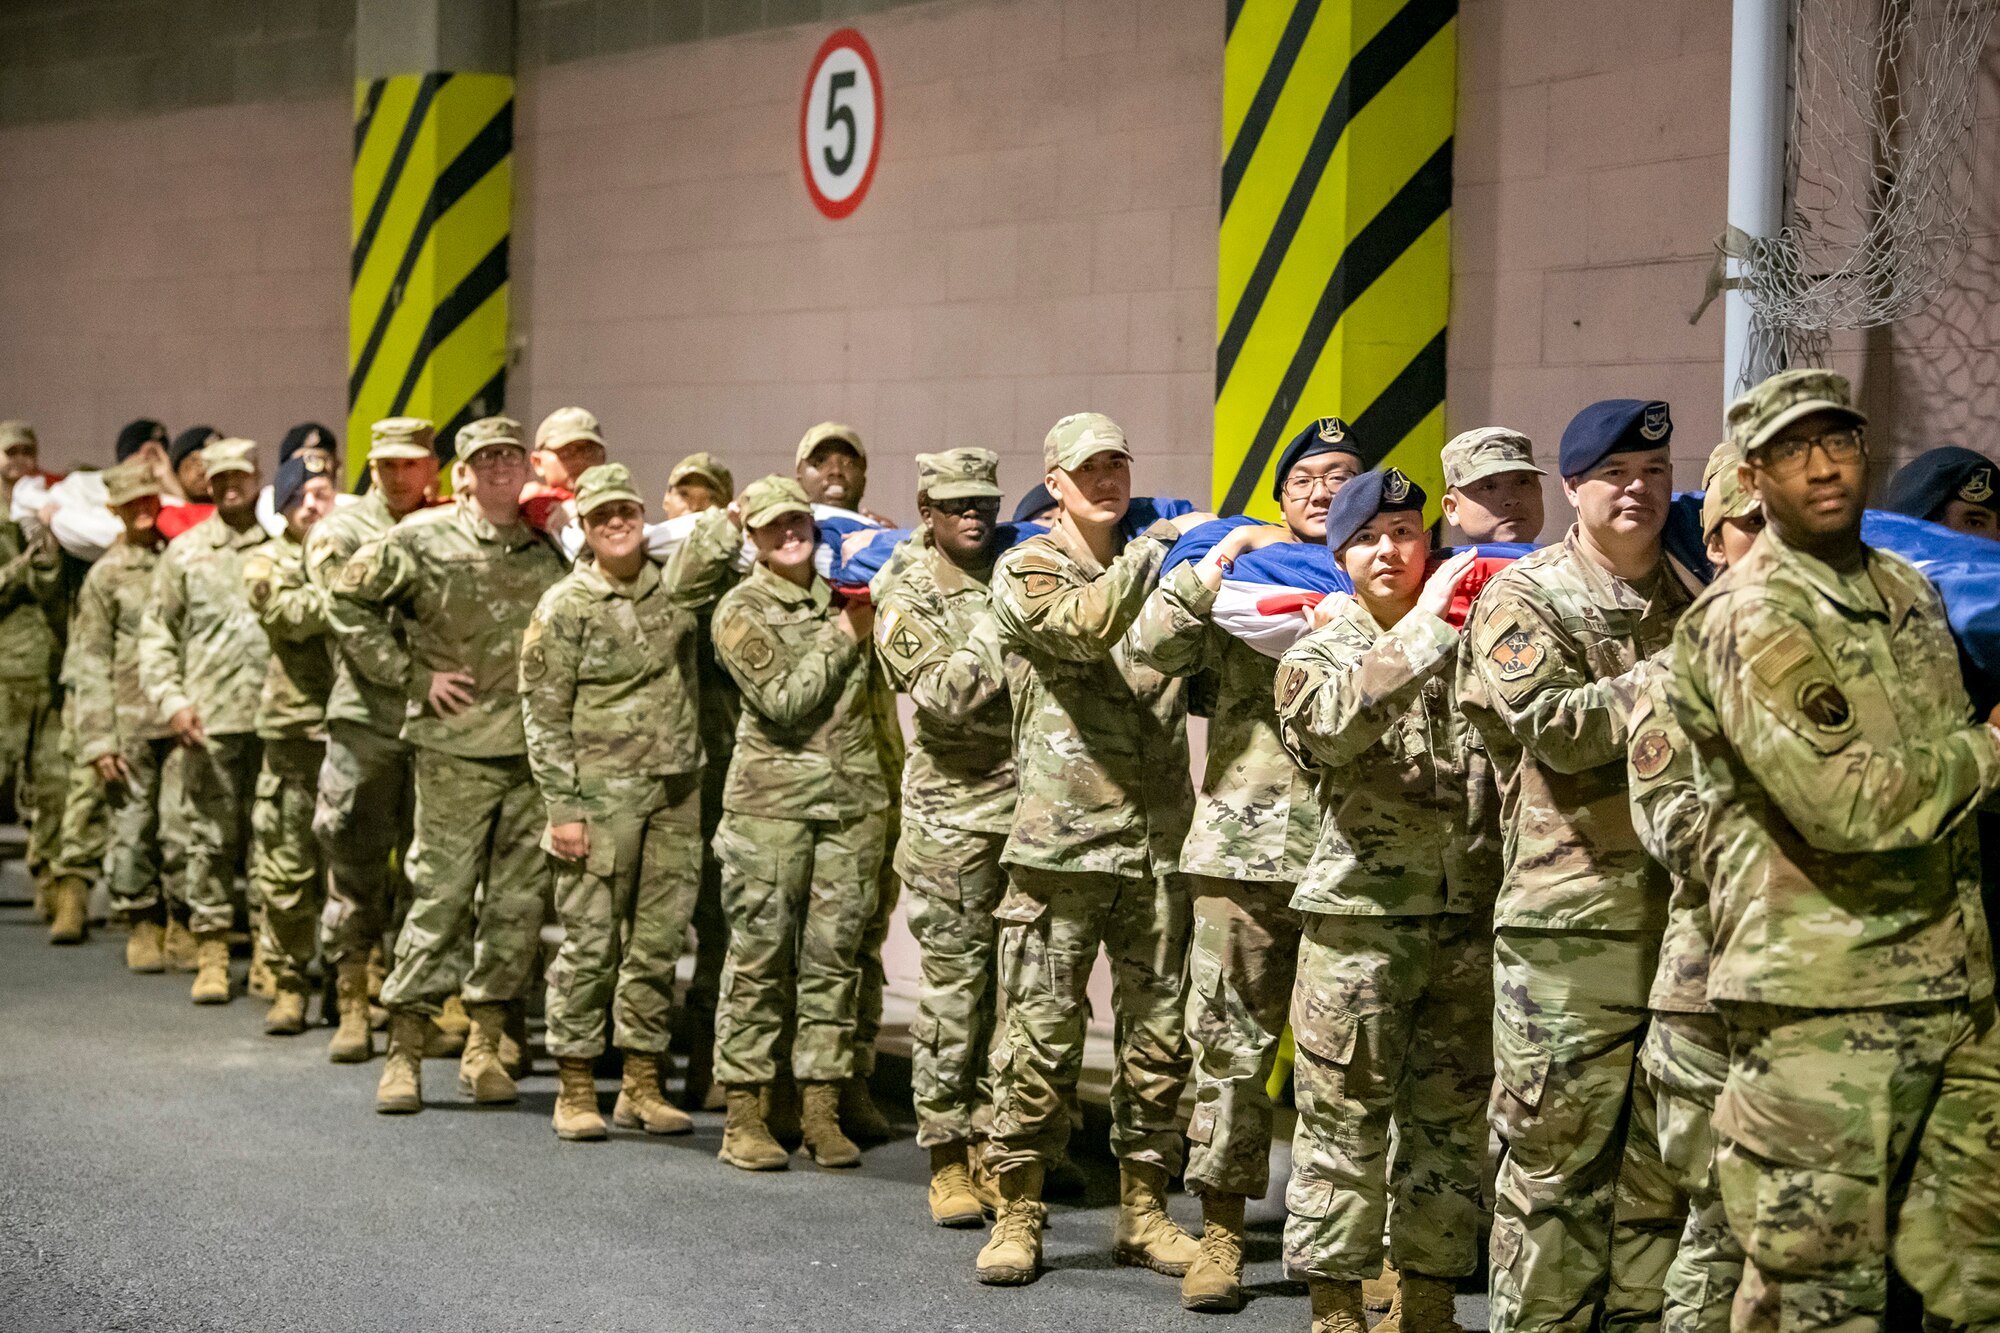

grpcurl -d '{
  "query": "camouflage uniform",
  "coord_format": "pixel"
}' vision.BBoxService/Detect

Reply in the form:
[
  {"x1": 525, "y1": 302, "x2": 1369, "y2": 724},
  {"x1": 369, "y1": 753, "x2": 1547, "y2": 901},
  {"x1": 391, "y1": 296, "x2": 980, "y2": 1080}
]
[
  {"x1": 709, "y1": 553, "x2": 888, "y2": 1085},
  {"x1": 329, "y1": 494, "x2": 566, "y2": 1016},
  {"x1": 244, "y1": 531, "x2": 335, "y2": 997},
  {"x1": 0, "y1": 515, "x2": 64, "y2": 878},
  {"x1": 1459, "y1": 527, "x2": 1692, "y2": 1332},
  {"x1": 1675, "y1": 521, "x2": 2000, "y2": 1332},
  {"x1": 1273, "y1": 594, "x2": 1497, "y2": 1282},
  {"x1": 986, "y1": 512, "x2": 1194, "y2": 1174},
  {"x1": 1127, "y1": 554, "x2": 1316, "y2": 1200}
]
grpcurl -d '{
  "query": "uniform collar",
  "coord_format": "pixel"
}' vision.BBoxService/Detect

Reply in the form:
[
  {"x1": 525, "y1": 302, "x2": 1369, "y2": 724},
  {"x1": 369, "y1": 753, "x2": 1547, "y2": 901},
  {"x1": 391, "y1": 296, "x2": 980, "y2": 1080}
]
[
  {"x1": 927, "y1": 541, "x2": 992, "y2": 594},
  {"x1": 577, "y1": 558, "x2": 660, "y2": 602},
  {"x1": 453, "y1": 497, "x2": 536, "y2": 548},
  {"x1": 202, "y1": 512, "x2": 271, "y2": 551},
  {"x1": 1047, "y1": 514, "x2": 1111, "y2": 579},
  {"x1": 748, "y1": 559, "x2": 829, "y2": 609},
  {"x1": 1559, "y1": 525, "x2": 1688, "y2": 617},
  {"x1": 1764, "y1": 527, "x2": 1892, "y2": 620}
]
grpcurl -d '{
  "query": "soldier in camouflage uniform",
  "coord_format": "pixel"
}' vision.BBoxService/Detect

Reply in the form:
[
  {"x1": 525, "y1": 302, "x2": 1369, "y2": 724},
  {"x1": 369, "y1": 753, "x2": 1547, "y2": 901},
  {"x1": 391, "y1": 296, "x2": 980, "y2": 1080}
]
[
  {"x1": 243, "y1": 454, "x2": 339, "y2": 1036},
  {"x1": 0, "y1": 423, "x2": 71, "y2": 938},
  {"x1": 305, "y1": 417, "x2": 440, "y2": 1063},
  {"x1": 977, "y1": 412, "x2": 1209, "y2": 1288},
  {"x1": 1439, "y1": 427, "x2": 1547, "y2": 544},
  {"x1": 139, "y1": 437, "x2": 275, "y2": 1005},
  {"x1": 522, "y1": 463, "x2": 738, "y2": 1143},
  {"x1": 1125, "y1": 416, "x2": 1358, "y2": 1311},
  {"x1": 1625, "y1": 440, "x2": 1760, "y2": 1333},
  {"x1": 871, "y1": 448, "x2": 1017, "y2": 1225},
  {"x1": 1675, "y1": 370, "x2": 2000, "y2": 1332},
  {"x1": 1458, "y1": 401, "x2": 1693, "y2": 1333},
  {"x1": 331, "y1": 416, "x2": 566, "y2": 1114}
]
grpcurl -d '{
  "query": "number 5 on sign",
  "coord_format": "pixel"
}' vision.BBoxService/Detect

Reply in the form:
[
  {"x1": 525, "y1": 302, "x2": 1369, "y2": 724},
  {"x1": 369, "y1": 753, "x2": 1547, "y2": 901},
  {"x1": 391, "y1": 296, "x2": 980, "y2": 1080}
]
[{"x1": 801, "y1": 29, "x2": 883, "y2": 219}]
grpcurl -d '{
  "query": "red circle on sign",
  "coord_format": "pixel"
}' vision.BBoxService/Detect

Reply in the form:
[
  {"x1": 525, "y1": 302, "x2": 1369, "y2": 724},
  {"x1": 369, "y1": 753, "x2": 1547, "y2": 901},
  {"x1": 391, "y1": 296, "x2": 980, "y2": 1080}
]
[{"x1": 799, "y1": 28, "x2": 883, "y2": 220}]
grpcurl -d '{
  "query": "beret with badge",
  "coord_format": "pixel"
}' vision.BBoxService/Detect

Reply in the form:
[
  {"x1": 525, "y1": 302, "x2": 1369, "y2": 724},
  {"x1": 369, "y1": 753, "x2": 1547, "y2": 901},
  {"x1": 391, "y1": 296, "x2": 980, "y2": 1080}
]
[
  {"x1": 274, "y1": 451, "x2": 334, "y2": 515},
  {"x1": 171, "y1": 425, "x2": 220, "y2": 469},
  {"x1": 1885, "y1": 445, "x2": 1997, "y2": 523},
  {"x1": 279, "y1": 422, "x2": 336, "y2": 466},
  {"x1": 1323, "y1": 466, "x2": 1428, "y2": 553},
  {"x1": 1271, "y1": 417, "x2": 1363, "y2": 499},
  {"x1": 1559, "y1": 399, "x2": 1673, "y2": 477},
  {"x1": 115, "y1": 419, "x2": 166, "y2": 462}
]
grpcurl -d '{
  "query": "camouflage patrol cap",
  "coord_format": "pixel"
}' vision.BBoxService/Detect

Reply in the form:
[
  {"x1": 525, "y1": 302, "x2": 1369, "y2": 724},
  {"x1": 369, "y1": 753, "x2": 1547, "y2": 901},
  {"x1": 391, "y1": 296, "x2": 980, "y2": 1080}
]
[
  {"x1": 1044, "y1": 412, "x2": 1132, "y2": 471},
  {"x1": 739, "y1": 474, "x2": 813, "y2": 529},
  {"x1": 796, "y1": 421, "x2": 864, "y2": 467},
  {"x1": 0, "y1": 420, "x2": 35, "y2": 450},
  {"x1": 102, "y1": 458, "x2": 161, "y2": 508},
  {"x1": 452, "y1": 416, "x2": 525, "y2": 466},
  {"x1": 1442, "y1": 427, "x2": 1544, "y2": 488},
  {"x1": 916, "y1": 448, "x2": 1001, "y2": 501},
  {"x1": 368, "y1": 417, "x2": 436, "y2": 461},
  {"x1": 535, "y1": 406, "x2": 604, "y2": 452},
  {"x1": 573, "y1": 462, "x2": 645, "y2": 518},
  {"x1": 1727, "y1": 369, "x2": 1867, "y2": 458},
  {"x1": 1699, "y1": 441, "x2": 1758, "y2": 539},
  {"x1": 668, "y1": 451, "x2": 734, "y2": 500},
  {"x1": 200, "y1": 437, "x2": 258, "y2": 477}
]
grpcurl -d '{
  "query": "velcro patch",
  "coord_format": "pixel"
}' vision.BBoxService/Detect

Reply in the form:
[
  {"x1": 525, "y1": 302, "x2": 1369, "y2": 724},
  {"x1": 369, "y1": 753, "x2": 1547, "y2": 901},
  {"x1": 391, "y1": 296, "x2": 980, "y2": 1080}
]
[
  {"x1": 1749, "y1": 626, "x2": 1814, "y2": 689},
  {"x1": 1488, "y1": 627, "x2": 1544, "y2": 681},
  {"x1": 1631, "y1": 727, "x2": 1674, "y2": 780},
  {"x1": 1794, "y1": 678, "x2": 1855, "y2": 733},
  {"x1": 1275, "y1": 662, "x2": 1310, "y2": 712}
]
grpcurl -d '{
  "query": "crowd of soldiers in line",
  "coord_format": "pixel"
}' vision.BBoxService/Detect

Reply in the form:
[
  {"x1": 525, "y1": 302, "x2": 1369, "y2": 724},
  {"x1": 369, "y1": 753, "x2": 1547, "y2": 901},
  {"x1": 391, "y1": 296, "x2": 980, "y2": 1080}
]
[{"x1": 2, "y1": 370, "x2": 1999, "y2": 1333}]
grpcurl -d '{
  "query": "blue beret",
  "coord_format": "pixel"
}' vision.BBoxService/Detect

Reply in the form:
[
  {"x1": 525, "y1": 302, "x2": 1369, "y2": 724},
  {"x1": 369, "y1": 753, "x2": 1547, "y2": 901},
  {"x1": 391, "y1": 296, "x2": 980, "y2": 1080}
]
[
  {"x1": 115, "y1": 418, "x2": 166, "y2": 462},
  {"x1": 1324, "y1": 467, "x2": 1427, "y2": 553},
  {"x1": 1885, "y1": 446, "x2": 1997, "y2": 521},
  {"x1": 273, "y1": 451, "x2": 333, "y2": 516},
  {"x1": 280, "y1": 422, "x2": 336, "y2": 465},
  {"x1": 1012, "y1": 487, "x2": 1057, "y2": 524},
  {"x1": 170, "y1": 425, "x2": 219, "y2": 468},
  {"x1": 1558, "y1": 399, "x2": 1672, "y2": 477},
  {"x1": 1271, "y1": 416, "x2": 1363, "y2": 500}
]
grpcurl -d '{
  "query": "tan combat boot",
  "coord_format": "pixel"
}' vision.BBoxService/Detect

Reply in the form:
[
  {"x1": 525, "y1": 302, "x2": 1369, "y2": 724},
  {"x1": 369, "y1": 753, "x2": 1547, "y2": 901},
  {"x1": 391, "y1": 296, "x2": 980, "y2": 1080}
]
[
  {"x1": 1113, "y1": 1161, "x2": 1200, "y2": 1276},
  {"x1": 927, "y1": 1143, "x2": 985, "y2": 1228},
  {"x1": 1365, "y1": 1264, "x2": 1401, "y2": 1313},
  {"x1": 457, "y1": 1001, "x2": 518, "y2": 1104},
  {"x1": 612, "y1": 1052, "x2": 693, "y2": 1135},
  {"x1": 189, "y1": 932, "x2": 232, "y2": 1004},
  {"x1": 1310, "y1": 1278, "x2": 1368, "y2": 1333},
  {"x1": 430, "y1": 992, "x2": 468, "y2": 1055},
  {"x1": 366, "y1": 944, "x2": 389, "y2": 1028},
  {"x1": 163, "y1": 915, "x2": 198, "y2": 972},
  {"x1": 1181, "y1": 1191, "x2": 1247, "y2": 1312},
  {"x1": 718, "y1": 1084, "x2": 789, "y2": 1171},
  {"x1": 552, "y1": 1057, "x2": 608, "y2": 1141},
  {"x1": 125, "y1": 910, "x2": 166, "y2": 973},
  {"x1": 47, "y1": 875, "x2": 88, "y2": 944},
  {"x1": 1379, "y1": 1273, "x2": 1462, "y2": 1333},
  {"x1": 800, "y1": 1080, "x2": 862, "y2": 1168},
  {"x1": 246, "y1": 930, "x2": 275, "y2": 999},
  {"x1": 975, "y1": 1163, "x2": 1046, "y2": 1286},
  {"x1": 841, "y1": 1076, "x2": 895, "y2": 1144},
  {"x1": 264, "y1": 988, "x2": 308, "y2": 1036},
  {"x1": 968, "y1": 1140, "x2": 1002, "y2": 1213},
  {"x1": 375, "y1": 1011, "x2": 428, "y2": 1114},
  {"x1": 327, "y1": 960, "x2": 373, "y2": 1063}
]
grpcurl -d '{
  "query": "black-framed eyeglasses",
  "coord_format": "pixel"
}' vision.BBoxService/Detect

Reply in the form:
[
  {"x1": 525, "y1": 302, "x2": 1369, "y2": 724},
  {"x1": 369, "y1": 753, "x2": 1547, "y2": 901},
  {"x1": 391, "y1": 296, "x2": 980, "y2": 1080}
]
[
  {"x1": 1282, "y1": 468, "x2": 1357, "y2": 499},
  {"x1": 1754, "y1": 427, "x2": 1866, "y2": 476}
]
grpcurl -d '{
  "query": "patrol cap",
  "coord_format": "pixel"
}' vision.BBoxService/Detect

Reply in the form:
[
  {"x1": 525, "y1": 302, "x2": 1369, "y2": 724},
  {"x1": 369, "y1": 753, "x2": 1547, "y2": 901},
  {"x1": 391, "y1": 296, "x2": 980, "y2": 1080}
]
[
  {"x1": 1726, "y1": 369, "x2": 1866, "y2": 459},
  {"x1": 200, "y1": 437, "x2": 258, "y2": 478},
  {"x1": 368, "y1": 417, "x2": 436, "y2": 461},
  {"x1": 1044, "y1": 412, "x2": 1132, "y2": 472},
  {"x1": 1559, "y1": 400, "x2": 1672, "y2": 477},
  {"x1": 917, "y1": 448, "x2": 1002, "y2": 501},
  {"x1": 1012, "y1": 487, "x2": 1058, "y2": 524},
  {"x1": 1442, "y1": 427, "x2": 1544, "y2": 488},
  {"x1": 573, "y1": 462, "x2": 645, "y2": 518},
  {"x1": 0, "y1": 420, "x2": 36, "y2": 451},
  {"x1": 102, "y1": 458, "x2": 161, "y2": 508},
  {"x1": 1699, "y1": 441, "x2": 1758, "y2": 539},
  {"x1": 171, "y1": 425, "x2": 220, "y2": 468},
  {"x1": 274, "y1": 451, "x2": 333, "y2": 514},
  {"x1": 668, "y1": 451, "x2": 734, "y2": 500},
  {"x1": 739, "y1": 474, "x2": 813, "y2": 529},
  {"x1": 796, "y1": 421, "x2": 864, "y2": 467},
  {"x1": 279, "y1": 422, "x2": 336, "y2": 465},
  {"x1": 115, "y1": 419, "x2": 166, "y2": 461},
  {"x1": 452, "y1": 416, "x2": 525, "y2": 466},
  {"x1": 1883, "y1": 446, "x2": 1996, "y2": 522},
  {"x1": 1323, "y1": 467, "x2": 1428, "y2": 554},
  {"x1": 1271, "y1": 417, "x2": 1363, "y2": 500},
  {"x1": 535, "y1": 406, "x2": 604, "y2": 453}
]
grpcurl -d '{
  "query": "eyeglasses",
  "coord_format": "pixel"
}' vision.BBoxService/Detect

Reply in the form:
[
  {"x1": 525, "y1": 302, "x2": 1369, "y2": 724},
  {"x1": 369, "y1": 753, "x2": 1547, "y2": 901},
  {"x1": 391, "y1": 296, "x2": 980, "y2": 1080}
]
[
  {"x1": 1282, "y1": 469, "x2": 1356, "y2": 500},
  {"x1": 1754, "y1": 427, "x2": 1866, "y2": 476},
  {"x1": 931, "y1": 497, "x2": 1001, "y2": 519}
]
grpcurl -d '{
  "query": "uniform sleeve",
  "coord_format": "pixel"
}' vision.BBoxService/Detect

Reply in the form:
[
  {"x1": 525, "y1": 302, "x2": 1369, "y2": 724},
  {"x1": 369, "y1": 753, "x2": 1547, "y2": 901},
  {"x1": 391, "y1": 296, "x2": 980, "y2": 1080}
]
[
  {"x1": 246, "y1": 554, "x2": 330, "y2": 643},
  {"x1": 1464, "y1": 585, "x2": 1644, "y2": 775},
  {"x1": 0, "y1": 525, "x2": 59, "y2": 603},
  {"x1": 714, "y1": 595, "x2": 861, "y2": 727},
  {"x1": 1626, "y1": 692, "x2": 1704, "y2": 884},
  {"x1": 876, "y1": 590, "x2": 1009, "y2": 723},
  {"x1": 326, "y1": 533, "x2": 418, "y2": 691},
  {"x1": 68, "y1": 569, "x2": 121, "y2": 765},
  {"x1": 519, "y1": 594, "x2": 586, "y2": 826},
  {"x1": 1708, "y1": 603, "x2": 2000, "y2": 854},
  {"x1": 1275, "y1": 611, "x2": 1458, "y2": 770},
  {"x1": 137, "y1": 548, "x2": 193, "y2": 722},
  {"x1": 1125, "y1": 559, "x2": 1219, "y2": 679},
  {"x1": 991, "y1": 529, "x2": 1171, "y2": 663},
  {"x1": 659, "y1": 508, "x2": 743, "y2": 610}
]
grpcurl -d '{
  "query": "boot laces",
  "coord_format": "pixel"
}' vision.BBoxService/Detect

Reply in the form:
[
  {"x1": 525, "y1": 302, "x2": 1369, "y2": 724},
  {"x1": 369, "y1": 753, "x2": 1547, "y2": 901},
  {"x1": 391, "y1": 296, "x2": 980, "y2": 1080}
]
[
  {"x1": 1197, "y1": 1222, "x2": 1242, "y2": 1270},
  {"x1": 993, "y1": 1200, "x2": 1041, "y2": 1245}
]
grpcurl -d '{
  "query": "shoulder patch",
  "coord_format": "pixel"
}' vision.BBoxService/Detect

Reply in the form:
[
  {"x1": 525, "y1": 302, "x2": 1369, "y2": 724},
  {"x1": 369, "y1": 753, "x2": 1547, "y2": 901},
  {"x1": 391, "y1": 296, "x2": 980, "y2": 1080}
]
[
  {"x1": 1275, "y1": 661, "x2": 1311, "y2": 713},
  {"x1": 1748, "y1": 626, "x2": 1814, "y2": 689},
  {"x1": 1794, "y1": 678, "x2": 1854, "y2": 734},
  {"x1": 874, "y1": 603, "x2": 939, "y2": 671},
  {"x1": 1631, "y1": 726, "x2": 1675, "y2": 781},
  {"x1": 716, "y1": 607, "x2": 778, "y2": 678},
  {"x1": 1488, "y1": 626, "x2": 1544, "y2": 682},
  {"x1": 519, "y1": 619, "x2": 547, "y2": 685}
]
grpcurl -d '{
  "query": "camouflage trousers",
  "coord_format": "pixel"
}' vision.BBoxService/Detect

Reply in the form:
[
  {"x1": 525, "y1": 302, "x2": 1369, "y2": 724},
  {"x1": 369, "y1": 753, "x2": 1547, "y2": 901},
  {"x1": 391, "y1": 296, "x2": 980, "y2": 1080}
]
[
  {"x1": 380, "y1": 749, "x2": 549, "y2": 1016},
  {"x1": 895, "y1": 818, "x2": 1006, "y2": 1149},
  {"x1": 252, "y1": 738, "x2": 325, "y2": 996},
  {"x1": 47, "y1": 697, "x2": 109, "y2": 883},
  {"x1": 710, "y1": 809, "x2": 886, "y2": 1085},
  {"x1": 1639, "y1": 1011, "x2": 1738, "y2": 1333},
  {"x1": 853, "y1": 804, "x2": 901, "y2": 1079},
  {"x1": 103, "y1": 736, "x2": 183, "y2": 916},
  {"x1": 0, "y1": 676, "x2": 64, "y2": 874},
  {"x1": 987, "y1": 865, "x2": 1193, "y2": 1175},
  {"x1": 543, "y1": 771, "x2": 703, "y2": 1060},
  {"x1": 313, "y1": 720, "x2": 414, "y2": 967},
  {"x1": 1489, "y1": 928, "x2": 1681, "y2": 1333},
  {"x1": 682, "y1": 743, "x2": 731, "y2": 1056},
  {"x1": 1285, "y1": 910, "x2": 1491, "y2": 1282},
  {"x1": 179, "y1": 732, "x2": 261, "y2": 936},
  {"x1": 1715, "y1": 998, "x2": 2000, "y2": 1332},
  {"x1": 1185, "y1": 876, "x2": 1302, "y2": 1200}
]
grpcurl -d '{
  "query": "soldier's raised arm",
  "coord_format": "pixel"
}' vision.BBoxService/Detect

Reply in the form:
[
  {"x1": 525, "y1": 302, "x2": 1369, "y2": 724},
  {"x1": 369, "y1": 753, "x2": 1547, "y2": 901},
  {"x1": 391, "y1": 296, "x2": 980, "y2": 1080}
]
[
  {"x1": 246, "y1": 549, "x2": 330, "y2": 643},
  {"x1": 660, "y1": 505, "x2": 742, "y2": 608},
  {"x1": 990, "y1": 525, "x2": 1174, "y2": 664},
  {"x1": 712, "y1": 593, "x2": 861, "y2": 727},
  {"x1": 876, "y1": 592, "x2": 1008, "y2": 724},
  {"x1": 1461, "y1": 583, "x2": 1649, "y2": 775},
  {"x1": 1275, "y1": 610, "x2": 1457, "y2": 771}
]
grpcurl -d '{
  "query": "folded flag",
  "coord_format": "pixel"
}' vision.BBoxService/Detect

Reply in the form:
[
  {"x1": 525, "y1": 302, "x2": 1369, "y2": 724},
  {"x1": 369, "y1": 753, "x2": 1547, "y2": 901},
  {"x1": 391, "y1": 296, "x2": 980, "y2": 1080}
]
[{"x1": 1862, "y1": 510, "x2": 2000, "y2": 706}]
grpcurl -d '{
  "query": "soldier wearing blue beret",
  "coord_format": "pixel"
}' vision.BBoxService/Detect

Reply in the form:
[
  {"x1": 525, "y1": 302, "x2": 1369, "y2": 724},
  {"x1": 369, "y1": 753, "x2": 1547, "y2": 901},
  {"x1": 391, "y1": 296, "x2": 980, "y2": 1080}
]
[{"x1": 1885, "y1": 445, "x2": 1997, "y2": 540}]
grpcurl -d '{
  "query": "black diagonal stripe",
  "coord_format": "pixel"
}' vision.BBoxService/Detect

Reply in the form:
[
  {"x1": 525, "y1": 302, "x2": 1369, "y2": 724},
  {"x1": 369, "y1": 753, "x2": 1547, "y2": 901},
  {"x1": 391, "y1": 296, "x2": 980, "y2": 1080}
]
[
  {"x1": 1226, "y1": 0, "x2": 1247, "y2": 39},
  {"x1": 1220, "y1": 0, "x2": 1320, "y2": 217},
  {"x1": 1347, "y1": 329, "x2": 1448, "y2": 469},
  {"x1": 1218, "y1": 0, "x2": 1456, "y2": 389},
  {"x1": 1220, "y1": 139, "x2": 1453, "y2": 513},
  {"x1": 352, "y1": 78, "x2": 385, "y2": 159},
  {"x1": 388, "y1": 237, "x2": 509, "y2": 417},
  {"x1": 438, "y1": 368, "x2": 506, "y2": 457},
  {"x1": 351, "y1": 71, "x2": 451, "y2": 285},
  {"x1": 348, "y1": 101, "x2": 513, "y2": 406}
]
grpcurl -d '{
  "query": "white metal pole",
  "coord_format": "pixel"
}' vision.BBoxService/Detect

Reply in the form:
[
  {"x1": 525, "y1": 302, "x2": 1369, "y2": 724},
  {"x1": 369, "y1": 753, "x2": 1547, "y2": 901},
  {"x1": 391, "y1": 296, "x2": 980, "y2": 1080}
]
[{"x1": 1724, "y1": 0, "x2": 1789, "y2": 407}]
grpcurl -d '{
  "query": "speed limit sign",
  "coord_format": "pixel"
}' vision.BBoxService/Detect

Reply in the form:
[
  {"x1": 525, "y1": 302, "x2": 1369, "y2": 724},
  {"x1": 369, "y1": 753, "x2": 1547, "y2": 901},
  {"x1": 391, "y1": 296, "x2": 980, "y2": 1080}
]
[{"x1": 800, "y1": 29, "x2": 882, "y2": 219}]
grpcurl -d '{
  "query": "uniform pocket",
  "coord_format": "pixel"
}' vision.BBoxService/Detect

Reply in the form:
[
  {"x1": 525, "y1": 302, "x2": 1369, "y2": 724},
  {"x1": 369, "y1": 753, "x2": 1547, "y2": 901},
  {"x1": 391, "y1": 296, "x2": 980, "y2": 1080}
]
[
  {"x1": 894, "y1": 838, "x2": 962, "y2": 902},
  {"x1": 1713, "y1": 1068, "x2": 1887, "y2": 1275},
  {"x1": 1292, "y1": 996, "x2": 1359, "y2": 1067},
  {"x1": 1493, "y1": 1017, "x2": 1552, "y2": 1113}
]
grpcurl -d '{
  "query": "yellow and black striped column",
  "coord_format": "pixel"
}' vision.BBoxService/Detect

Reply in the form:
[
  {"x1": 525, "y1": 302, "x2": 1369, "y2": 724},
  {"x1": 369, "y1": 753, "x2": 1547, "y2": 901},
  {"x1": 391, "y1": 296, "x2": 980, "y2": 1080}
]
[
  {"x1": 1214, "y1": 0, "x2": 1456, "y2": 519},
  {"x1": 347, "y1": 71, "x2": 513, "y2": 484}
]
